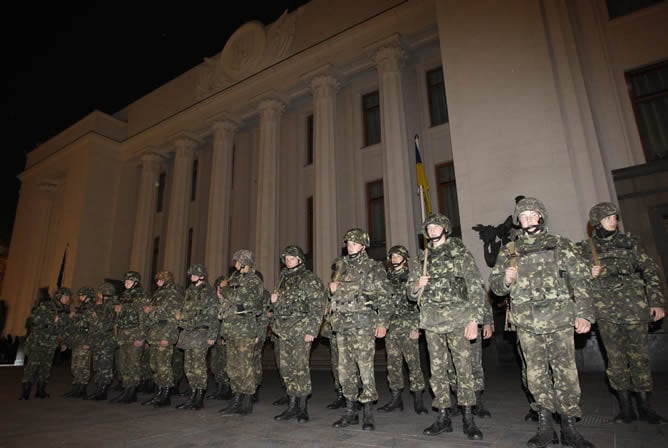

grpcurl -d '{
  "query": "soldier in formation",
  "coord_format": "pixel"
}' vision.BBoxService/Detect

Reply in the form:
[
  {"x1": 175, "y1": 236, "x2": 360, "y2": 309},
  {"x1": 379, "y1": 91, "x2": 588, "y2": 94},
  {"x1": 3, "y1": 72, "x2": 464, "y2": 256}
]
[
  {"x1": 207, "y1": 275, "x2": 234, "y2": 401},
  {"x1": 86, "y1": 282, "x2": 117, "y2": 400},
  {"x1": 62, "y1": 287, "x2": 96, "y2": 399}
]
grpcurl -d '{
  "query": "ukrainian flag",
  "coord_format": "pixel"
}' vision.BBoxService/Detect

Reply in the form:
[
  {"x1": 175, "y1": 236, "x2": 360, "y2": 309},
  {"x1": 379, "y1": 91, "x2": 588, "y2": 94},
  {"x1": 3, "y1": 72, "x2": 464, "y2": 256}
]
[{"x1": 415, "y1": 135, "x2": 432, "y2": 216}]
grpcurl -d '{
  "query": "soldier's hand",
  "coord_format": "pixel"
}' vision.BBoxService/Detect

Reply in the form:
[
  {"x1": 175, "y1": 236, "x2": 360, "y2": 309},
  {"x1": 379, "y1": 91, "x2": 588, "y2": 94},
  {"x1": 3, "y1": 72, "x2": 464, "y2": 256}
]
[
  {"x1": 329, "y1": 282, "x2": 339, "y2": 294},
  {"x1": 82, "y1": 345, "x2": 90, "y2": 350},
  {"x1": 114, "y1": 304, "x2": 122, "y2": 313},
  {"x1": 207, "y1": 339, "x2": 215, "y2": 346},
  {"x1": 175, "y1": 311, "x2": 182, "y2": 320},
  {"x1": 54, "y1": 315, "x2": 60, "y2": 322},
  {"x1": 482, "y1": 324, "x2": 494, "y2": 339},
  {"x1": 133, "y1": 340, "x2": 144, "y2": 347},
  {"x1": 60, "y1": 345, "x2": 67, "y2": 352},
  {"x1": 504, "y1": 267, "x2": 517, "y2": 285},
  {"x1": 464, "y1": 321, "x2": 478, "y2": 340},
  {"x1": 143, "y1": 306, "x2": 152, "y2": 314},
  {"x1": 650, "y1": 307, "x2": 665, "y2": 322},
  {"x1": 220, "y1": 279, "x2": 228, "y2": 288},
  {"x1": 416, "y1": 276, "x2": 430, "y2": 289},
  {"x1": 375, "y1": 326, "x2": 387, "y2": 338},
  {"x1": 304, "y1": 334, "x2": 314, "y2": 342},
  {"x1": 160, "y1": 339, "x2": 169, "y2": 347},
  {"x1": 409, "y1": 329, "x2": 419, "y2": 340},
  {"x1": 270, "y1": 292, "x2": 279, "y2": 304},
  {"x1": 574, "y1": 318, "x2": 591, "y2": 334},
  {"x1": 591, "y1": 265, "x2": 603, "y2": 278}
]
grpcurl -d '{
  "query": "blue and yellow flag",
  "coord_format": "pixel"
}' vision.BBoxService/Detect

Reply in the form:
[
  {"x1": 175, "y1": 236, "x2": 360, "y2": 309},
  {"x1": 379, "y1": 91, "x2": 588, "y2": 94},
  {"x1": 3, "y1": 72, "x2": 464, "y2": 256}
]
[{"x1": 415, "y1": 135, "x2": 432, "y2": 217}]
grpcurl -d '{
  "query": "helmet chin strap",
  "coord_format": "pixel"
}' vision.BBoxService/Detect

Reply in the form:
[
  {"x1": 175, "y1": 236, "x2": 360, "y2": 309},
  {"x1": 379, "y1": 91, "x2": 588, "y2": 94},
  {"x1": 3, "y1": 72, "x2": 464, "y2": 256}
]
[
  {"x1": 595, "y1": 226, "x2": 617, "y2": 238},
  {"x1": 348, "y1": 248, "x2": 364, "y2": 259},
  {"x1": 427, "y1": 229, "x2": 447, "y2": 242},
  {"x1": 522, "y1": 217, "x2": 544, "y2": 235}
]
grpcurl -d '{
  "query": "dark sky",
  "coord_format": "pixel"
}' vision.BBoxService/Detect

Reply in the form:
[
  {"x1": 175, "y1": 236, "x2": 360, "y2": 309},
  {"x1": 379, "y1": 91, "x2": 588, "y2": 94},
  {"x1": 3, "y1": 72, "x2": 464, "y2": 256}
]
[{"x1": 1, "y1": 1, "x2": 309, "y2": 246}]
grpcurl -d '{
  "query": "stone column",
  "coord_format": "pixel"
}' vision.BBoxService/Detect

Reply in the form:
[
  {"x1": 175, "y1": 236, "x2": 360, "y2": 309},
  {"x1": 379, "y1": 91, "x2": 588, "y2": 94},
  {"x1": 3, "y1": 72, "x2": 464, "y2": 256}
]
[
  {"x1": 129, "y1": 153, "x2": 161, "y2": 277},
  {"x1": 205, "y1": 120, "x2": 238, "y2": 278},
  {"x1": 373, "y1": 44, "x2": 417, "y2": 255},
  {"x1": 311, "y1": 75, "x2": 340, "y2": 283},
  {"x1": 254, "y1": 99, "x2": 284, "y2": 287},
  {"x1": 163, "y1": 137, "x2": 197, "y2": 281}
]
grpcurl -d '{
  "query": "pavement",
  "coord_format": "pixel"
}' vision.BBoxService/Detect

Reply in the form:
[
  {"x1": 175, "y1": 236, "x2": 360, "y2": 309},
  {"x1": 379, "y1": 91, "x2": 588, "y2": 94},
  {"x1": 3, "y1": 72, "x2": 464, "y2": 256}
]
[{"x1": 1, "y1": 338, "x2": 667, "y2": 448}]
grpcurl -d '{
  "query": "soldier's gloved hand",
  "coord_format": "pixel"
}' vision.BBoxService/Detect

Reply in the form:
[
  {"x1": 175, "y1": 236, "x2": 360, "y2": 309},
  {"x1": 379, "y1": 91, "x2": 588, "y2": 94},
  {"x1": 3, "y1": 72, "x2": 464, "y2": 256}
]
[
  {"x1": 504, "y1": 267, "x2": 517, "y2": 286},
  {"x1": 650, "y1": 307, "x2": 665, "y2": 322},
  {"x1": 574, "y1": 318, "x2": 591, "y2": 334}
]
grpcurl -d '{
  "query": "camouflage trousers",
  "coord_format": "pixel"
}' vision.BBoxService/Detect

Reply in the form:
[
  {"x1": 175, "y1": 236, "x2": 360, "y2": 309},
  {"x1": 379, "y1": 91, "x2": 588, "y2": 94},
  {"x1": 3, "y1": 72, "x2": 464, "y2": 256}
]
[
  {"x1": 337, "y1": 327, "x2": 377, "y2": 404},
  {"x1": 183, "y1": 347, "x2": 209, "y2": 390},
  {"x1": 253, "y1": 337, "x2": 266, "y2": 388},
  {"x1": 22, "y1": 344, "x2": 55, "y2": 383},
  {"x1": 71, "y1": 345, "x2": 92, "y2": 384},
  {"x1": 385, "y1": 329, "x2": 425, "y2": 392},
  {"x1": 426, "y1": 329, "x2": 475, "y2": 408},
  {"x1": 209, "y1": 340, "x2": 230, "y2": 385},
  {"x1": 515, "y1": 336, "x2": 537, "y2": 410},
  {"x1": 279, "y1": 336, "x2": 313, "y2": 397},
  {"x1": 517, "y1": 327, "x2": 581, "y2": 417},
  {"x1": 226, "y1": 336, "x2": 256, "y2": 394},
  {"x1": 447, "y1": 330, "x2": 485, "y2": 392},
  {"x1": 118, "y1": 343, "x2": 143, "y2": 387},
  {"x1": 91, "y1": 343, "x2": 115, "y2": 385},
  {"x1": 597, "y1": 320, "x2": 652, "y2": 392},
  {"x1": 328, "y1": 333, "x2": 341, "y2": 389},
  {"x1": 140, "y1": 343, "x2": 152, "y2": 381},
  {"x1": 172, "y1": 347, "x2": 185, "y2": 385},
  {"x1": 149, "y1": 344, "x2": 174, "y2": 388}
]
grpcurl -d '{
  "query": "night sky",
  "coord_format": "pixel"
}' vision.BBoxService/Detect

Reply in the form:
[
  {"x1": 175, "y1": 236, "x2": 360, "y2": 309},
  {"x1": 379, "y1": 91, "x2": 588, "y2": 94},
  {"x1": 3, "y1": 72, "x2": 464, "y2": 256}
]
[{"x1": 1, "y1": 1, "x2": 309, "y2": 246}]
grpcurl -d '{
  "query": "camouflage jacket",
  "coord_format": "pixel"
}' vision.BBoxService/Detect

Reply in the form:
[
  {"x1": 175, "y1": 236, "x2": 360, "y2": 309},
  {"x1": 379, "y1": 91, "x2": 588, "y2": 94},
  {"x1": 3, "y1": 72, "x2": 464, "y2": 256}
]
[
  {"x1": 408, "y1": 237, "x2": 487, "y2": 333},
  {"x1": 178, "y1": 281, "x2": 220, "y2": 343},
  {"x1": 67, "y1": 301, "x2": 96, "y2": 347},
  {"x1": 218, "y1": 269, "x2": 264, "y2": 340},
  {"x1": 88, "y1": 300, "x2": 116, "y2": 349},
  {"x1": 328, "y1": 251, "x2": 393, "y2": 333},
  {"x1": 271, "y1": 264, "x2": 326, "y2": 339},
  {"x1": 490, "y1": 231, "x2": 595, "y2": 334},
  {"x1": 145, "y1": 282, "x2": 184, "y2": 345},
  {"x1": 115, "y1": 287, "x2": 148, "y2": 345},
  {"x1": 577, "y1": 231, "x2": 666, "y2": 323},
  {"x1": 386, "y1": 266, "x2": 420, "y2": 334},
  {"x1": 25, "y1": 300, "x2": 69, "y2": 351}
]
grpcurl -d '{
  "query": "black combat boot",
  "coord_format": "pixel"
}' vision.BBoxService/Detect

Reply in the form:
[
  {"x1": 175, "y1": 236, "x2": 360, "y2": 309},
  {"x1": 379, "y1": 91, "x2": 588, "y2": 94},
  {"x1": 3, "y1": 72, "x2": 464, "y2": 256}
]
[
  {"x1": 78, "y1": 384, "x2": 88, "y2": 400},
  {"x1": 142, "y1": 388, "x2": 162, "y2": 406},
  {"x1": 109, "y1": 385, "x2": 129, "y2": 403},
  {"x1": 153, "y1": 386, "x2": 172, "y2": 408},
  {"x1": 89, "y1": 384, "x2": 109, "y2": 401},
  {"x1": 462, "y1": 406, "x2": 483, "y2": 440},
  {"x1": 412, "y1": 390, "x2": 428, "y2": 415},
  {"x1": 176, "y1": 389, "x2": 197, "y2": 409},
  {"x1": 119, "y1": 385, "x2": 137, "y2": 404},
  {"x1": 219, "y1": 394, "x2": 244, "y2": 415},
  {"x1": 527, "y1": 407, "x2": 559, "y2": 448},
  {"x1": 207, "y1": 382, "x2": 225, "y2": 400},
  {"x1": 613, "y1": 390, "x2": 635, "y2": 424},
  {"x1": 559, "y1": 415, "x2": 594, "y2": 448},
  {"x1": 218, "y1": 394, "x2": 240, "y2": 414},
  {"x1": 297, "y1": 396, "x2": 309, "y2": 422},
  {"x1": 273, "y1": 393, "x2": 290, "y2": 406},
  {"x1": 110, "y1": 380, "x2": 123, "y2": 391},
  {"x1": 362, "y1": 402, "x2": 375, "y2": 431},
  {"x1": 525, "y1": 408, "x2": 539, "y2": 422},
  {"x1": 62, "y1": 383, "x2": 81, "y2": 398},
  {"x1": 333, "y1": 400, "x2": 359, "y2": 428},
  {"x1": 473, "y1": 390, "x2": 491, "y2": 418},
  {"x1": 35, "y1": 382, "x2": 50, "y2": 399},
  {"x1": 275, "y1": 396, "x2": 299, "y2": 420},
  {"x1": 19, "y1": 382, "x2": 31, "y2": 400},
  {"x1": 178, "y1": 383, "x2": 192, "y2": 397},
  {"x1": 190, "y1": 389, "x2": 205, "y2": 410},
  {"x1": 635, "y1": 392, "x2": 667, "y2": 425},
  {"x1": 423, "y1": 408, "x2": 453, "y2": 436},
  {"x1": 378, "y1": 389, "x2": 403, "y2": 412},
  {"x1": 241, "y1": 393, "x2": 253, "y2": 415},
  {"x1": 326, "y1": 388, "x2": 346, "y2": 409}
]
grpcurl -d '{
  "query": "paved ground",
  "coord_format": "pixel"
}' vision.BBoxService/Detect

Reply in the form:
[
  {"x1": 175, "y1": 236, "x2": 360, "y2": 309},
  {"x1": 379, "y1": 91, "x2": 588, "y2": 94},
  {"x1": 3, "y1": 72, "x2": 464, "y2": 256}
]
[{"x1": 2, "y1": 346, "x2": 667, "y2": 448}]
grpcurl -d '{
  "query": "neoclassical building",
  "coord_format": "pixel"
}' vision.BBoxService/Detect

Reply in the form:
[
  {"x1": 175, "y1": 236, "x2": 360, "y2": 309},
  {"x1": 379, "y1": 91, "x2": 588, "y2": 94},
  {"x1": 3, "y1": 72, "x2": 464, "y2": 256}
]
[{"x1": 3, "y1": 0, "x2": 667, "y2": 336}]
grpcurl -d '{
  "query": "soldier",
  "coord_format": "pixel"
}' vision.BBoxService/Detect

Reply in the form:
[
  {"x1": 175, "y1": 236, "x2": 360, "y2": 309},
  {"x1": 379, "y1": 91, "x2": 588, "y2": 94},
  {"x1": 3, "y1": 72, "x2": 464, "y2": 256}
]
[
  {"x1": 328, "y1": 228, "x2": 393, "y2": 431},
  {"x1": 142, "y1": 271, "x2": 184, "y2": 407},
  {"x1": 217, "y1": 250, "x2": 264, "y2": 416},
  {"x1": 20, "y1": 287, "x2": 71, "y2": 400},
  {"x1": 62, "y1": 287, "x2": 97, "y2": 399},
  {"x1": 271, "y1": 245, "x2": 326, "y2": 422},
  {"x1": 110, "y1": 271, "x2": 147, "y2": 404},
  {"x1": 86, "y1": 283, "x2": 117, "y2": 400},
  {"x1": 207, "y1": 275, "x2": 233, "y2": 401},
  {"x1": 174, "y1": 264, "x2": 219, "y2": 410},
  {"x1": 378, "y1": 245, "x2": 427, "y2": 415},
  {"x1": 408, "y1": 213, "x2": 486, "y2": 440},
  {"x1": 489, "y1": 197, "x2": 595, "y2": 448},
  {"x1": 252, "y1": 270, "x2": 272, "y2": 403},
  {"x1": 579, "y1": 202, "x2": 666, "y2": 424}
]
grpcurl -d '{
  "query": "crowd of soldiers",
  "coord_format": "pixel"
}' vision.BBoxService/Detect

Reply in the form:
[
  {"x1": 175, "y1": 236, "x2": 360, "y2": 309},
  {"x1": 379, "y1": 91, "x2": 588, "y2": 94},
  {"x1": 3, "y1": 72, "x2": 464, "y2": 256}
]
[{"x1": 18, "y1": 197, "x2": 666, "y2": 448}]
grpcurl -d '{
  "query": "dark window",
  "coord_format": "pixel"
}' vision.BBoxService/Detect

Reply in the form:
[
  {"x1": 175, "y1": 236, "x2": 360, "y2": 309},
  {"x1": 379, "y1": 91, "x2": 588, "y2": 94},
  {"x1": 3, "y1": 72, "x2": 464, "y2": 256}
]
[
  {"x1": 306, "y1": 114, "x2": 314, "y2": 165},
  {"x1": 186, "y1": 228, "x2": 193, "y2": 271},
  {"x1": 626, "y1": 60, "x2": 668, "y2": 161},
  {"x1": 191, "y1": 159, "x2": 198, "y2": 201},
  {"x1": 436, "y1": 162, "x2": 461, "y2": 237},
  {"x1": 607, "y1": 0, "x2": 664, "y2": 19},
  {"x1": 156, "y1": 172, "x2": 166, "y2": 213},
  {"x1": 150, "y1": 236, "x2": 160, "y2": 291},
  {"x1": 366, "y1": 180, "x2": 386, "y2": 257},
  {"x1": 362, "y1": 91, "x2": 381, "y2": 146},
  {"x1": 427, "y1": 67, "x2": 449, "y2": 126}
]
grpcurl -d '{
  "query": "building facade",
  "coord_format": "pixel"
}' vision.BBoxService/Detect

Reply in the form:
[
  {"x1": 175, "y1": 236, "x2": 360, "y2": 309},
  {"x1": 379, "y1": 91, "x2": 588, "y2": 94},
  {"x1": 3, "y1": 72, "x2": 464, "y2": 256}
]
[{"x1": 3, "y1": 0, "x2": 667, "y2": 336}]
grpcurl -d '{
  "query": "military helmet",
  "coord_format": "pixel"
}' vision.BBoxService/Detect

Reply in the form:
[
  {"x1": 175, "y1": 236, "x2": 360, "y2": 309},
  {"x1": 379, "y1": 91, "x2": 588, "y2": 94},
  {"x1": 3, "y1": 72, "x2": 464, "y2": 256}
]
[
  {"x1": 232, "y1": 249, "x2": 255, "y2": 267},
  {"x1": 281, "y1": 245, "x2": 305, "y2": 264},
  {"x1": 98, "y1": 282, "x2": 116, "y2": 297},
  {"x1": 423, "y1": 213, "x2": 451, "y2": 236},
  {"x1": 124, "y1": 270, "x2": 142, "y2": 283},
  {"x1": 77, "y1": 287, "x2": 96, "y2": 300},
  {"x1": 589, "y1": 202, "x2": 619, "y2": 227},
  {"x1": 387, "y1": 245, "x2": 410, "y2": 261},
  {"x1": 55, "y1": 287, "x2": 73, "y2": 299},
  {"x1": 343, "y1": 228, "x2": 370, "y2": 247},
  {"x1": 187, "y1": 264, "x2": 208, "y2": 278},
  {"x1": 512, "y1": 197, "x2": 548, "y2": 226},
  {"x1": 154, "y1": 270, "x2": 174, "y2": 284}
]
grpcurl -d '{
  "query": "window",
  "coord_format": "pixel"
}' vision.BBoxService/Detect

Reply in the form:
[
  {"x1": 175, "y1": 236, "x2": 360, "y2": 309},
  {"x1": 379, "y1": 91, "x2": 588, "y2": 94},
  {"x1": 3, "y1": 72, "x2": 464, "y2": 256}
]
[
  {"x1": 186, "y1": 228, "x2": 193, "y2": 271},
  {"x1": 150, "y1": 237, "x2": 160, "y2": 291},
  {"x1": 607, "y1": 0, "x2": 664, "y2": 19},
  {"x1": 156, "y1": 172, "x2": 166, "y2": 213},
  {"x1": 626, "y1": 61, "x2": 668, "y2": 161},
  {"x1": 362, "y1": 91, "x2": 381, "y2": 146},
  {"x1": 191, "y1": 159, "x2": 199, "y2": 201},
  {"x1": 427, "y1": 67, "x2": 448, "y2": 126},
  {"x1": 436, "y1": 162, "x2": 461, "y2": 237},
  {"x1": 306, "y1": 114, "x2": 314, "y2": 165},
  {"x1": 366, "y1": 180, "x2": 386, "y2": 256}
]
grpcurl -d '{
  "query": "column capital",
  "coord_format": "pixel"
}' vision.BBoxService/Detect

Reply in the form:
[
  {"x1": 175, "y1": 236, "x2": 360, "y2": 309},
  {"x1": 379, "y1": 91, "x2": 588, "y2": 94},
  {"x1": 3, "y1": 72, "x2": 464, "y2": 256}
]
[
  {"x1": 310, "y1": 75, "x2": 340, "y2": 99},
  {"x1": 140, "y1": 151, "x2": 163, "y2": 170},
  {"x1": 173, "y1": 136, "x2": 198, "y2": 157},
  {"x1": 258, "y1": 98, "x2": 286, "y2": 114},
  {"x1": 211, "y1": 119, "x2": 240, "y2": 137},
  {"x1": 372, "y1": 44, "x2": 405, "y2": 73}
]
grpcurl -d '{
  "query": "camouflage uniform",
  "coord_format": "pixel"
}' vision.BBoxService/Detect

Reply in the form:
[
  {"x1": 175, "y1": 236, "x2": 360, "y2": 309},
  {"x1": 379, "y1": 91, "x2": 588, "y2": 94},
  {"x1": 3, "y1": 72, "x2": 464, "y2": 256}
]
[
  {"x1": 87, "y1": 283, "x2": 117, "y2": 400},
  {"x1": 578, "y1": 202, "x2": 667, "y2": 424},
  {"x1": 408, "y1": 214, "x2": 486, "y2": 439},
  {"x1": 20, "y1": 288, "x2": 71, "y2": 399},
  {"x1": 66, "y1": 288, "x2": 98, "y2": 397},
  {"x1": 253, "y1": 281, "x2": 272, "y2": 395},
  {"x1": 489, "y1": 197, "x2": 594, "y2": 447},
  {"x1": 208, "y1": 275, "x2": 232, "y2": 400},
  {"x1": 272, "y1": 245, "x2": 326, "y2": 421}
]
